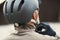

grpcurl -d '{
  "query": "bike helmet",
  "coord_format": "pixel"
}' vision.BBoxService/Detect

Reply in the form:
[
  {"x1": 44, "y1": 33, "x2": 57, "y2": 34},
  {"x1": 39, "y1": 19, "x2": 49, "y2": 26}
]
[{"x1": 3, "y1": 0, "x2": 39, "y2": 24}]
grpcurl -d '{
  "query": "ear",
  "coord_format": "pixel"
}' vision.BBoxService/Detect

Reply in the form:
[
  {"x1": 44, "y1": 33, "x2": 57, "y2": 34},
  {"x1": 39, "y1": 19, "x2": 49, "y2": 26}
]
[{"x1": 33, "y1": 10, "x2": 38, "y2": 21}]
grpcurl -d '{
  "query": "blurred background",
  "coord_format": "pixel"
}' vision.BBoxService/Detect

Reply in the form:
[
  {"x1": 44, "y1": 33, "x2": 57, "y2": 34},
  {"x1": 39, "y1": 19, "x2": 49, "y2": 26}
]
[{"x1": 0, "y1": 0, "x2": 60, "y2": 25}]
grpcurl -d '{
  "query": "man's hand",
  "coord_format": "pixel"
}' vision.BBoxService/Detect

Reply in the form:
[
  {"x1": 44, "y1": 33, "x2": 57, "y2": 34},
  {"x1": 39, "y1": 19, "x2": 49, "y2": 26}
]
[{"x1": 35, "y1": 22, "x2": 56, "y2": 36}]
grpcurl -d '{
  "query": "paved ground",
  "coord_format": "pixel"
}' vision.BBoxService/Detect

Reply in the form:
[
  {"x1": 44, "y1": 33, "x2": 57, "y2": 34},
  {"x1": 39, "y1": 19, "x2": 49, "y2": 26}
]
[
  {"x1": 0, "y1": 23, "x2": 60, "y2": 40},
  {"x1": 0, "y1": 24, "x2": 14, "y2": 40},
  {"x1": 49, "y1": 23, "x2": 60, "y2": 37},
  {"x1": 0, "y1": 0, "x2": 5, "y2": 4}
]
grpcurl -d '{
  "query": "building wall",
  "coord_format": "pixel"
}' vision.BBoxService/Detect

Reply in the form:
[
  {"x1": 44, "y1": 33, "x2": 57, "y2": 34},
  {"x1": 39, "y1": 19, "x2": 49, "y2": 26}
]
[
  {"x1": 0, "y1": 2, "x2": 8, "y2": 25},
  {"x1": 39, "y1": 0, "x2": 60, "y2": 22}
]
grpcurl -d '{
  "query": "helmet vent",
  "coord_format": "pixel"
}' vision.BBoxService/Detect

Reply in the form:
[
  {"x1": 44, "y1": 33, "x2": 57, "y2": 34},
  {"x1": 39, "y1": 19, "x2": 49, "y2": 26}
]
[
  {"x1": 11, "y1": 0, "x2": 15, "y2": 13},
  {"x1": 18, "y1": 0, "x2": 24, "y2": 11},
  {"x1": 5, "y1": 2, "x2": 7, "y2": 13}
]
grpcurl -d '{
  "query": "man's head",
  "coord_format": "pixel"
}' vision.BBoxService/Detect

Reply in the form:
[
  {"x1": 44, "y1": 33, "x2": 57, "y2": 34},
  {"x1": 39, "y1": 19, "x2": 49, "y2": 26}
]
[
  {"x1": 13, "y1": 9, "x2": 40, "y2": 33},
  {"x1": 3, "y1": 0, "x2": 40, "y2": 24},
  {"x1": 3, "y1": 0, "x2": 40, "y2": 32}
]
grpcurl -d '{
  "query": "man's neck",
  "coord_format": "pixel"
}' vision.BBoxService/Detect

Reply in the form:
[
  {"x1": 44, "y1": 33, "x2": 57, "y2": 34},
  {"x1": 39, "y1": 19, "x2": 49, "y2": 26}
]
[{"x1": 15, "y1": 25, "x2": 35, "y2": 33}]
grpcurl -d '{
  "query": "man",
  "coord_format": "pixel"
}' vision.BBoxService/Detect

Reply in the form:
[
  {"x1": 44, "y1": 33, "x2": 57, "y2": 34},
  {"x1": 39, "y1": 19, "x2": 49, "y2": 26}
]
[{"x1": 3, "y1": 0, "x2": 56, "y2": 40}]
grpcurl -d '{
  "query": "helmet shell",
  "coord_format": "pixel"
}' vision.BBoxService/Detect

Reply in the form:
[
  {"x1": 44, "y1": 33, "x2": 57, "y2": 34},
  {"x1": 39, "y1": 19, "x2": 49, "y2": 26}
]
[{"x1": 3, "y1": 0, "x2": 39, "y2": 24}]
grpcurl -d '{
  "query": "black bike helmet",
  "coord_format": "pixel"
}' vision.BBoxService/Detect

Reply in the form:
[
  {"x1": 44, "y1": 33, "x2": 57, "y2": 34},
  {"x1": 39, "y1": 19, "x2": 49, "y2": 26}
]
[{"x1": 3, "y1": 0, "x2": 39, "y2": 24}]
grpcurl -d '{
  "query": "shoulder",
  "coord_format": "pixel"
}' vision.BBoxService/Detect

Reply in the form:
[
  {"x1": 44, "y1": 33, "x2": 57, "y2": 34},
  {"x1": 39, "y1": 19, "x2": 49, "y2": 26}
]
[{"x1": 4, "y1": 31, "x2": 56, "y2": 40}]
